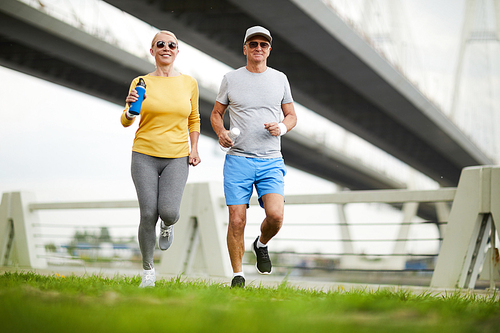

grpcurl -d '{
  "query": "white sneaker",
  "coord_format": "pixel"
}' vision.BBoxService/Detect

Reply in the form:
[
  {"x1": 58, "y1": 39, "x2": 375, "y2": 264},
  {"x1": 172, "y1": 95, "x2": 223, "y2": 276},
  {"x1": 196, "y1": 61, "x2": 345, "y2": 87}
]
[
  {"x1": 159, "y1": 221, "x2": 174, "y2": 251},
  {"x1": 139, "y1": 268, "x2": 155, "y2": 288}
]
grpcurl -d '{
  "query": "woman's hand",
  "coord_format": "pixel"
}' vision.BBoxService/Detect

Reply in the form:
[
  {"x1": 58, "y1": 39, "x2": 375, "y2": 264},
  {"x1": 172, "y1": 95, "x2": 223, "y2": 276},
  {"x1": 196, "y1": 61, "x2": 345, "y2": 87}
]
[
  {"x1": 189, "y1": 150, "x2": 201, "y2": 166},
  {"x1": 125, "y1": 89, "x2": 147, "y2": 105},
  {"x1": 125, "y1": 90, "x2": 147, "y2": 120},
  {"x1": 188, "y1": 132, "x2": 201, "y2": 166}
]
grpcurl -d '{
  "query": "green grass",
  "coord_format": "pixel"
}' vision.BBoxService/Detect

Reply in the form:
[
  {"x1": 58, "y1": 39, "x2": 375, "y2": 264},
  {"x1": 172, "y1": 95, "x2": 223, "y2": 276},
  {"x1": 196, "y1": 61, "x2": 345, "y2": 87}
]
[{"x1": 0, "y1": 272, "x2": 499, "y2": 333}]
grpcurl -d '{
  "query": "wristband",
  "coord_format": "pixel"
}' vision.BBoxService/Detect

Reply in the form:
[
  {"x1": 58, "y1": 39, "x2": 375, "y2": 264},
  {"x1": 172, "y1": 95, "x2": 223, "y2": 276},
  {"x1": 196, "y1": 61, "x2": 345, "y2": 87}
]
[
  {"x1": 278, "y1": 123, "x2": 287, "y2": 136},
  {"x1": 126, "y1": 109, "x2": 136, "y2": 119}
]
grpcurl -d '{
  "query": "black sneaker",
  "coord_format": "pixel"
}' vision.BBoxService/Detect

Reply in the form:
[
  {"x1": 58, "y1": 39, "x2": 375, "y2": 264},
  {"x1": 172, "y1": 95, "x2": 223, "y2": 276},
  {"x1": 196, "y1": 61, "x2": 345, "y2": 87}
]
[
  {"x1": 252, "y1": 237, "x2": 272, "y2": 274},
  {"x1": 231, "y1": 276, "x2": 245, "y2": 288}
]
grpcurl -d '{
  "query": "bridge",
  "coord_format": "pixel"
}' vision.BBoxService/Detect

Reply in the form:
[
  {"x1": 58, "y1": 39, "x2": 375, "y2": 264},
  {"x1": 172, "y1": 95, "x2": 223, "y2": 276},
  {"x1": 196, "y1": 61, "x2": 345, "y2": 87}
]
[{"x1": 0, "y1": 0, "x2": 494, "y2": 195}]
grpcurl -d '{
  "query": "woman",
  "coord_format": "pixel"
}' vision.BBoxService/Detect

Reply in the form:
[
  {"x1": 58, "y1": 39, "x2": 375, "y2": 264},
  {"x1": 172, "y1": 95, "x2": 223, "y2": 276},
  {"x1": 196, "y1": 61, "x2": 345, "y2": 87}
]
[{"x1": 121, "y1": 31, "x2": 201, "y2": 287}]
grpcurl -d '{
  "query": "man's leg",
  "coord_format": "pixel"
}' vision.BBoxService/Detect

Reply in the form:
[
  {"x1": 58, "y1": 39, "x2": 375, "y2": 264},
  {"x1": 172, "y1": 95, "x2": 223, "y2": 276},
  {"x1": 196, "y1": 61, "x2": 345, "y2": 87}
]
[
  {"x1": 251, "y1": 193, "x2": 284, "y2": 274},
  {"x1": 227, "y1": 204, "x2": 248, "y2": 274},
  {"x1": 259, "y1": 193, "x2": 285, "y2": 244},
  {"x1": 223, "y1": 155, "x2": 255, "y2": 287}
]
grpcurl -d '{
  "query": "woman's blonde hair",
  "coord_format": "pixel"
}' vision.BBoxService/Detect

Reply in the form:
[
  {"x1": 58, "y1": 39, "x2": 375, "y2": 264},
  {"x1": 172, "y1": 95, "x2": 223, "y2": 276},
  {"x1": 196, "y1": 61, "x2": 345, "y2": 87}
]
[{"x1": 151, "y1": 30, "x2": 179, "y2": 48}]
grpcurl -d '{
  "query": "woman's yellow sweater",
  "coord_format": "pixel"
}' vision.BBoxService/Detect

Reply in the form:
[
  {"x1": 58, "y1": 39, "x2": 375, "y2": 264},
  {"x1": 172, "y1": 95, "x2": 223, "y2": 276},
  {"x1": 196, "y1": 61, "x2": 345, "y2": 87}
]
[{"x1": 121, "y1": 74, "x2": 200, "y2": 158}]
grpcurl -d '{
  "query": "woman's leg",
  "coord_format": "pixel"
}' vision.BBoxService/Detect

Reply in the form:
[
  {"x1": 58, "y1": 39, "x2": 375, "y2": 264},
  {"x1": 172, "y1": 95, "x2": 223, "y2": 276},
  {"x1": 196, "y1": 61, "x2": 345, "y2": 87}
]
[
  {"x1": 131, "y1": 152, "x2": 160, "y2": 270},
  {"x1": 157, "y1": 156, "x2": 189, "y2": 226}
]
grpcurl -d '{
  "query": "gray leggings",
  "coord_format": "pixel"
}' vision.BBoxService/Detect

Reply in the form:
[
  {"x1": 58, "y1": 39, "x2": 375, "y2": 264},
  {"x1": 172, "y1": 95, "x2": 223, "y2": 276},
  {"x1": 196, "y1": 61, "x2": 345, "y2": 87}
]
[{"x1": 131, "y1": 152, "x2": 189, "y2": 270}]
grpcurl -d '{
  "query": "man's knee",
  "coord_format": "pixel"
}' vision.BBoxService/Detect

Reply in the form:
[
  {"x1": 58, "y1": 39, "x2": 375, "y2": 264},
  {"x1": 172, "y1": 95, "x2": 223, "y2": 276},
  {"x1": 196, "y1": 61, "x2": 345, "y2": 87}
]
[
  {"x1": 263, "y1": 198, "x2": 284, "y2": 224},
  {"x1": 229, "y1": 215, "x2": 246, "y2": 231},
  {"x1": 266, "y1": 209, "x2": 283, "y2": 225},
  {"x1": 261, "y1": 193, "x2": 284, "y2": 221},
  {"x1": 228, "y1": 206, "x2": 247, "y2": 234}
]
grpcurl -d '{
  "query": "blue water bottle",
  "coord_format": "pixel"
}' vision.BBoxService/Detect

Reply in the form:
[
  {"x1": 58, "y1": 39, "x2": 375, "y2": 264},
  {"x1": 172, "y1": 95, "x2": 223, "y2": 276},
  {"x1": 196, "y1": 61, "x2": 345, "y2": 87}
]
[{"x1": 129, "y1": 78, "x2": 146, "y2": 116}]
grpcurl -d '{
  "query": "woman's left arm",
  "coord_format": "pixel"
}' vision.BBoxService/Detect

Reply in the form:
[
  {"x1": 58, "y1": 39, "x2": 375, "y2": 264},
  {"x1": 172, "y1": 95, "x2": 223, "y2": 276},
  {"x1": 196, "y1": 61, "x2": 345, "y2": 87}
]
[
  {"x1": 189, "y1": 131, "x2": 201, "y2": 166},
  {"x1": 188, "y1": 78, "x2": 201, "y2": 166}
]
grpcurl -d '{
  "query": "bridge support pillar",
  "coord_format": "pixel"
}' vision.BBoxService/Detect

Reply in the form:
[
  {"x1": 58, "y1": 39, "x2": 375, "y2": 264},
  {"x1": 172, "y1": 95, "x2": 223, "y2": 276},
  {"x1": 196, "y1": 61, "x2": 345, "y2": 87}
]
[
  {"x1": 0, "y1": 192, "x2": 47, "y2": 269},
  {"x1": 158, "y1": 182, "x2": 232, "y2": 278},
  {"x1": 431, "y1": 166, "x2": 500, "y2": 289}
]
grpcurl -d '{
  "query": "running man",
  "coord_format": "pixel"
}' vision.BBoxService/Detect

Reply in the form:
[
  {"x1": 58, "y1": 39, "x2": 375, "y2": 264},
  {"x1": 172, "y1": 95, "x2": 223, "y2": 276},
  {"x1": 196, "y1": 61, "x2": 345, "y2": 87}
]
[{"x1": 210, "y1": 26, "x2": 297, "y2": 288}]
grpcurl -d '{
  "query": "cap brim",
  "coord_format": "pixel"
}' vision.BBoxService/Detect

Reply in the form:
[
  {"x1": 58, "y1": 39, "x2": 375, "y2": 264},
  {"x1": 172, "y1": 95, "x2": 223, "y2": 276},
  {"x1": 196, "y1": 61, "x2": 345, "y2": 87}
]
[{"x1": 245, "y1": 33, "x2": 272, "y2": 43}]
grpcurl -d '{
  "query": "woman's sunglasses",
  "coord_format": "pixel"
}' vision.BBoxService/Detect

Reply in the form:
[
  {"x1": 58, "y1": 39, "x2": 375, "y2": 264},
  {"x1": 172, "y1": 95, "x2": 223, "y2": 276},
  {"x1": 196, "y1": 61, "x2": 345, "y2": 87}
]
[
  {"x1": 246, "y1": 41, "x2": 270, "y2": 49},
  {"x1": 156, "y1": 41, "x2": 177, "y2": 50}
]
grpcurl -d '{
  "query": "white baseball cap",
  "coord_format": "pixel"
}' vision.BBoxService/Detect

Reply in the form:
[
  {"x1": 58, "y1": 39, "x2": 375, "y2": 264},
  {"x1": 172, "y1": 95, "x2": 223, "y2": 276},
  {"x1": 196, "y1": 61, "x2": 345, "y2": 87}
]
[{"x1": 244, "y1": 26, "x2": 272, "y2": 44}]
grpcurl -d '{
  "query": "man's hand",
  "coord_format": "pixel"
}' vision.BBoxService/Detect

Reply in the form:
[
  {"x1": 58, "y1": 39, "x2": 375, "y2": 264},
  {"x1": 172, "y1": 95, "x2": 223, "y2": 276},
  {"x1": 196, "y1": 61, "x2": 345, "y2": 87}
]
[
  {"x1": 219, "y1": 130, "x2": 234, "y2": 148},
  {"x1": 264, "y1": 122, "x2": 281, "y2": 136}
]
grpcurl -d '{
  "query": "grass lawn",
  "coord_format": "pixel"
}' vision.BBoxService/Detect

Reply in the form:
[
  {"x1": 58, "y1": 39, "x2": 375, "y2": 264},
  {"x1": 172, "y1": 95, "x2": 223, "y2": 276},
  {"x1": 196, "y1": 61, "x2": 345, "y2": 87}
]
[{"x1": 0, "y1": 271, "x2": 499, "y2": 332}]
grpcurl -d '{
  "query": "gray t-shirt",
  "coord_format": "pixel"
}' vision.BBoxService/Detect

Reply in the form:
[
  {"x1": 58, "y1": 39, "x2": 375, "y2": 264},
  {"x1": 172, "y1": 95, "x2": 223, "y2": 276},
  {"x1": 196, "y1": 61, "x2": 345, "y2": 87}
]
[{"x1": 216, "y1": 67, "x2": 293, "y2": 158}]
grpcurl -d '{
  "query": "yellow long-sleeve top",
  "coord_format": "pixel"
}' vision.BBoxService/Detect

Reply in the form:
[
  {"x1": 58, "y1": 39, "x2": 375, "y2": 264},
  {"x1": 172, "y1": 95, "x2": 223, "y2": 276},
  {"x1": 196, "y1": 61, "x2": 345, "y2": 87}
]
[{"x1": 121, "y1": 74, "x2": 200, "y2": 158}]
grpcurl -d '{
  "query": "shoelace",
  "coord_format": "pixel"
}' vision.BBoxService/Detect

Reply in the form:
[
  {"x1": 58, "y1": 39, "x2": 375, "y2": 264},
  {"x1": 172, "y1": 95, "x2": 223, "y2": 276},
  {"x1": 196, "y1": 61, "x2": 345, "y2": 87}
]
[
  {"x1": 160, "y1": 225, "x2": 172, "y2": 238},
  {"x1": 143, "y1": 270, "x2": 155, "y2": 282},
  {"x1": 256, "y1": 246, "x2": 270, "y2": 260}
]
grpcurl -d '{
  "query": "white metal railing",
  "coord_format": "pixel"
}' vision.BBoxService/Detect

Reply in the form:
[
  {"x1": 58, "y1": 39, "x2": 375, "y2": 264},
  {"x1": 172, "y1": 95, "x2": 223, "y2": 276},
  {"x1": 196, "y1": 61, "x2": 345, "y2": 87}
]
[
  {"x1": 1, "y1": 166, "x2": 499, "y2": 289},
  {"x1": 241, "y1": 188, "x2": 453, "y2": 277},
  {"x1": 29, "y1": 200, "x2": 139, "y2": 210},
  {"x1": 30, "y1": 190, "x2": 453, "y2": 273},
  {"x1": 250, "y1": 188, "x2": 456, "y2": 205}
]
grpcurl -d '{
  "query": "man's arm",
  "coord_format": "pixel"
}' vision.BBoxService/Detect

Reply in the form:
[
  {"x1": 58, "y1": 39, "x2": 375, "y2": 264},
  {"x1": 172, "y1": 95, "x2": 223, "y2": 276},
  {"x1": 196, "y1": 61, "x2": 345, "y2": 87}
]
[
  {"x1": 210, "y1": 101, "x2": 233, "y2": 147},
  {"x1": 264, "y1": 102, "x2": 297, "y2": 136}
]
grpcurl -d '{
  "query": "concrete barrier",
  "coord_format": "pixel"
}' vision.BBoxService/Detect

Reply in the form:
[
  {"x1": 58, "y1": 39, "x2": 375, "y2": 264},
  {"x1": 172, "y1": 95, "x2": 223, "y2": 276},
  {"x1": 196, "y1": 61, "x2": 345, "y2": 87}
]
[{"x1": 1, "y1": 166, "x2": 498, "y2": 288}]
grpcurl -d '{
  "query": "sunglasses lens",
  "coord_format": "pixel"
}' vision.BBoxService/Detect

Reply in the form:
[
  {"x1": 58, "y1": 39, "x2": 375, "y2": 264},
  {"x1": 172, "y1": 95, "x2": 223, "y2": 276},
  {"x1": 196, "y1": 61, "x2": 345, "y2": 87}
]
[
  {"x1": 247, "y1": 41, "x2": 269, "y2": 49},
  {"x1": 156, "y1": 41, "x2": 177, "y2": 50}
]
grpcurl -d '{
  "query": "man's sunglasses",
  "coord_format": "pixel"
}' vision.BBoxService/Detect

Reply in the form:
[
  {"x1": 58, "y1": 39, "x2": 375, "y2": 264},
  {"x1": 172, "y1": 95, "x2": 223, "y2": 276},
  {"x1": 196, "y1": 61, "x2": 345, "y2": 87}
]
[
  {"x1": 246, "y1": 41, "x2": 270, "y2": 49},
  {"x1": 156, "y1": 41, "x2": 177, "y2": 50}
]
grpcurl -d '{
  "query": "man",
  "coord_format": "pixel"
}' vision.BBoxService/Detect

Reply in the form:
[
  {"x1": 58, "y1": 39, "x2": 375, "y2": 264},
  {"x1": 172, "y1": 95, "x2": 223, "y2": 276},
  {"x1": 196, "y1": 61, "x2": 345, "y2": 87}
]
[{"x1": 210, "y1": 26, "x2": 297, "y2": 288}]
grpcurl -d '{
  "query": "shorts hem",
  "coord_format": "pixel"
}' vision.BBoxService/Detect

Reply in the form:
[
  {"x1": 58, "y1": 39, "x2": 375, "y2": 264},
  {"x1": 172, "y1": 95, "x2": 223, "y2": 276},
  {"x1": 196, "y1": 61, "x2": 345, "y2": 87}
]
[
  {"x1": 225, "y1": 201, "x2": 249, "y2": 206},
  {"x1": 258, "y1": 191, "x2": 284, "y2": 199}
]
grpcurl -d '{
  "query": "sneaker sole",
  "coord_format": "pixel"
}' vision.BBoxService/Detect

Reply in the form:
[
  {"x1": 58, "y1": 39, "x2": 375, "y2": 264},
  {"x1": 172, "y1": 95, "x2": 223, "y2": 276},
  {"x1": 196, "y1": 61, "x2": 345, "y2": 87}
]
[{"x1": 159, "y1": 241, "x2": 172, "y2": 251}]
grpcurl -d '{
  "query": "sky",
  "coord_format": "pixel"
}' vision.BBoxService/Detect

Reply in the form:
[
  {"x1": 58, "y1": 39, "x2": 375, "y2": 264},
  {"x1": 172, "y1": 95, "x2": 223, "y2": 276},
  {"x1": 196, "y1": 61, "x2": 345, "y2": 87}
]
[{"x1": 1, "y1": 0, "x2": 497, "y2": 259}]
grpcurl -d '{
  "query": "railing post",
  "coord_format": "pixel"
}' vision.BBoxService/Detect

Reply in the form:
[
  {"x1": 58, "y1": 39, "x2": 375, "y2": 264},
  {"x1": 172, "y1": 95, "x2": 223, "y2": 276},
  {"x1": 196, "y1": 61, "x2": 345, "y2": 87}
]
[
  {"x1": 0, "y1": 192, "x2": 47, "y2": 269},
  {"x1": 158, "y1": 182, "x2": 232, "y2": 278},
  {"x1": 434, "y1": 201, "x2": 450, "y2": 239},
  {"x1": 431, "y1": 166, "x2": 500, "y2": 289},
  {"x1": 337, "y1": 203, "x2": 354, "y2": 254},
  {"x1": 390, "y1": 201, "x2": 419, "y2": 269}
]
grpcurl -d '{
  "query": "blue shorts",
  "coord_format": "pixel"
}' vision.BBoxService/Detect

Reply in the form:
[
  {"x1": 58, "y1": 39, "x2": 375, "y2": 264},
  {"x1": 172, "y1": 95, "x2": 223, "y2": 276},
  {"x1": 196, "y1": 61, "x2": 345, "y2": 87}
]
[{"x1": 223, "y1": 155, "x2": 286, "y2": 208}]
